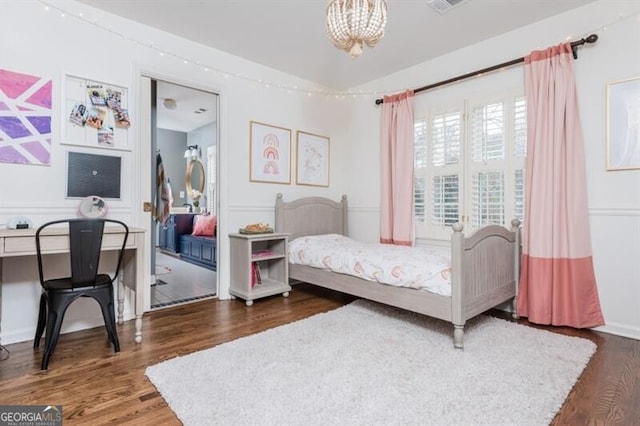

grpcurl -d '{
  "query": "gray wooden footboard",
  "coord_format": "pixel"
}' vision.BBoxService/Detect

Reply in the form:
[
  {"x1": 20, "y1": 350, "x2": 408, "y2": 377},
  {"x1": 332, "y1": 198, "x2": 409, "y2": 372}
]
[
  {"x1": 275, "y1": 194, "x2": 521, "y2": 349},
  {"x1": 451, "y1": 220, "x2": 521, "y2": 348}
]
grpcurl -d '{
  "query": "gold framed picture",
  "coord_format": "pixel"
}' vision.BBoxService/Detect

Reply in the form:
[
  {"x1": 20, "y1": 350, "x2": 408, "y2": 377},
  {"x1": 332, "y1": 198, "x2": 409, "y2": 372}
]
[
  {"x1": 296, "y1": 131, "x2": 330, "y2": 187},
  {"x1": 249, "y1": 121, "x2": 291, "y2": 184},
  {"x1": 606, "y1": 76, "x2": 640, "y2": 171}
]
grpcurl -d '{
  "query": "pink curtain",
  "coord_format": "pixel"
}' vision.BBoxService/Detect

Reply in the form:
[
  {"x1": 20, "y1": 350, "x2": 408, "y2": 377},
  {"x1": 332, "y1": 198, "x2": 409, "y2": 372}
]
[
  {"x1": 517, "y1": 43, "x2": 604, "y2": 328},
  {"x1": 380, "y1": 90, "x2": 415, "y2": 246}
]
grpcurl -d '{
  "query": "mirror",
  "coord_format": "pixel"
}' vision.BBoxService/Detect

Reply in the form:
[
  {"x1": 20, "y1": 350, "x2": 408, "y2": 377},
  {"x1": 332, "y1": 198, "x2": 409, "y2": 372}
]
[{"x1": 185, "y1": 159, "x2": 205, "y2": 197}]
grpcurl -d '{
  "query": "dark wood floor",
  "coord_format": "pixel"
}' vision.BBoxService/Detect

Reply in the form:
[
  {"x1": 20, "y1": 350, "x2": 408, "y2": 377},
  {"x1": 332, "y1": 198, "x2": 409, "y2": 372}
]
[{"x1": 0, "y1": 284, "x2": 638, "y2": 425}]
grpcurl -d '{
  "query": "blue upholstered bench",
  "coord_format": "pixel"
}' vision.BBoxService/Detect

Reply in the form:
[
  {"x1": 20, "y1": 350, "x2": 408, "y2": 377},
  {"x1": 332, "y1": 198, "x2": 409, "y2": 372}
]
[{"x1": 179, "y1": 234, "x2": 216, "y2": 271}]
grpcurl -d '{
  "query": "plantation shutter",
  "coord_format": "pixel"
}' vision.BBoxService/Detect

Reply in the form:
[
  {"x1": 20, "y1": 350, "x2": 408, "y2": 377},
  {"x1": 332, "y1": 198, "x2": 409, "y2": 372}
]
[
  {"x1": 428, "y1": 110, "x2": 462, "y2": 238},
  {"x1": 432, "y1": 174, "x2": 459, "y2": 225},
  {"x1": 513, "y1": 96, "x2": 527, "y2": 223},
  {"x1": 414, "y1": 119, "x2": 427, "y2": 224},
  {"x1": 413, "y1": 90, "x2": 526, "y2": 240},
  {"x1": 469, "y1": 100, "x2": 505, "y2": 229}
]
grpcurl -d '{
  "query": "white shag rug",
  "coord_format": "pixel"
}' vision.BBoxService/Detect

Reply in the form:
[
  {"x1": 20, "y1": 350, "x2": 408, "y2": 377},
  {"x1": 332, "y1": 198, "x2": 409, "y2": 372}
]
[{"x1": 145, "y1": 300, "x2": 596, "y2": 426}]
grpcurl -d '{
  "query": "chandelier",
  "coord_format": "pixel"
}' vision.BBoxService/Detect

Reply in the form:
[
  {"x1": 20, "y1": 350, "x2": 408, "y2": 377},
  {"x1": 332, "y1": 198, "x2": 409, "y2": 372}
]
[{"x1": 326, "y1": 0, "x2": 388, "y2": 58}]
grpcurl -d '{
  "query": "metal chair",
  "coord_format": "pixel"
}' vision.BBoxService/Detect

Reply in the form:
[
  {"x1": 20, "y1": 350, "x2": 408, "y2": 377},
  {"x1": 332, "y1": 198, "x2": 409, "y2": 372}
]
[{"x1": 33, "y1": 218, "x2": 129, "y2": 370}]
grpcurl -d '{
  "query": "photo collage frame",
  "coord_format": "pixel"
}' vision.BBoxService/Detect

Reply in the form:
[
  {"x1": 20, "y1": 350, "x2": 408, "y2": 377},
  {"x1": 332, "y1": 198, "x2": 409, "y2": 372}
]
[{"x1": 63, "y1": 75, "x2": 131, "y2": 151}]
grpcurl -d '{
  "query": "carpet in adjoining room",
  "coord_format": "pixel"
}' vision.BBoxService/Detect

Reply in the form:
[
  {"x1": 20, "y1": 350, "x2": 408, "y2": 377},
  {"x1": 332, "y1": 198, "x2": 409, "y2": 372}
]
[{"x1": 146, "y1": 299, "x2": 596, "y2": 426}]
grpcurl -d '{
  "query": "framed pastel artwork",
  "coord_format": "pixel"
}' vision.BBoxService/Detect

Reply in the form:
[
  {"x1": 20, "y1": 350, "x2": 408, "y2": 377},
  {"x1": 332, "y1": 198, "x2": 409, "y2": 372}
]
[
  {"x1": 0, "y1": 68, "x2": 53, "y2": 166},
  {"x1": 606, "y1": 76, "x2": 640, "y2": 171},
  {"x1": 296, "y1": 131, "x2": 329, "y2": 187},
  {"x1": 249, "y1": 121, "x2": 291, "y2": 184}
]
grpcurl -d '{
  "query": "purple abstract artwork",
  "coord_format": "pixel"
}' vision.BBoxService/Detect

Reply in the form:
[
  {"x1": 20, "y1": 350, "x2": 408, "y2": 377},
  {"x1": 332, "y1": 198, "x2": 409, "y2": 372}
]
[{"x1": 0, "y1": 69, "x2": 53, "y2": 165}]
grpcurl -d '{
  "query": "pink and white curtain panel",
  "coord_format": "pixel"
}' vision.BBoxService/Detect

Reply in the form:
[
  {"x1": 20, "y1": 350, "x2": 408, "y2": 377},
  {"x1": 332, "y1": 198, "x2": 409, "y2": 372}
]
[
  {"x1": 380, "y1": 90, "x2": 415, "y2": 246},
  {"x1": 517, "y1": 43, "x2": 604, "y2": 328}
]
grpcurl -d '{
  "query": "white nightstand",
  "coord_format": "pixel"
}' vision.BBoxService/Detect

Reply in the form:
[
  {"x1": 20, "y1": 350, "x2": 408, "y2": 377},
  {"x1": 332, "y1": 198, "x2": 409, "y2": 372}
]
[{"x1": 229, "y1": 232, "x2": 290, "y2": 306}]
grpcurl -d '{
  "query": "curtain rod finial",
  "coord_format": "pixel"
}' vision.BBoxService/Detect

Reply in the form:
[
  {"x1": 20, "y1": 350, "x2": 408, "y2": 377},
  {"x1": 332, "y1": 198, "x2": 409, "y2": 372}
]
[{"x1": 586, "y1": 34, "x2": 598, "y2": 44}]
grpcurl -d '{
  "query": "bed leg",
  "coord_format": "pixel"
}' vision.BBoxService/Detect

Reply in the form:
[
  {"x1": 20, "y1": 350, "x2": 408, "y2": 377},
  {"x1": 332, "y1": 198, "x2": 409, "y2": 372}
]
[
  {"x1": 453, "y1": 325, "x2": 464, "y2": 349},
  {"x1": 511, "y1": 296, "x2": 519, "y2": 320}
]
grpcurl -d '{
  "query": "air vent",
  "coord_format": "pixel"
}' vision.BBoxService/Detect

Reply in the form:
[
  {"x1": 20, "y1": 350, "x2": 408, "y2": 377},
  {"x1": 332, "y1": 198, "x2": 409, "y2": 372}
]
[{"x1": 425, "y1": 0, "x2": 468, "y2": 13}]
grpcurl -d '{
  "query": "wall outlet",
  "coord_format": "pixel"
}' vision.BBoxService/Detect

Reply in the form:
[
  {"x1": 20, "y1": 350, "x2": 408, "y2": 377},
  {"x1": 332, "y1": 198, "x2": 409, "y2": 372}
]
[{"x1": 179, "y1": 191, "x2": 185, "y2": 198}]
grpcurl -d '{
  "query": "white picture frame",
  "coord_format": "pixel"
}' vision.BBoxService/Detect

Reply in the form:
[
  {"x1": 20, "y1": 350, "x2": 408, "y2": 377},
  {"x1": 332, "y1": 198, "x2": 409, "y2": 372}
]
[
  {"x1": 607, "y1": 76, "x2": 640, "y2": 171},
  {"x1": 62, "y1": 74, "x2": 131, "y2": 151},
  {"x1": 296, "y1": 131, "x2": 330, "y2": 187},
  {"x1": 249, "y1": 121, "x2": 291, "y2": 184}
]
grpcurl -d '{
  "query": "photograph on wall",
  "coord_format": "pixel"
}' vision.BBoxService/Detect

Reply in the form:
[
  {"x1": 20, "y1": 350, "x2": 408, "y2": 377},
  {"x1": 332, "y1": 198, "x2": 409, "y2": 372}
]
[
  {"x1": 69, "y1": 102, "x2": 88, "y2": 126},
  {"x1": 105, "y1": 88, "x2": 122, "y2": 109},
  {"x1": 296, "y1": 131, "x2": 330, "y2": 187},
  {"x1": 86, "y1": 107, "x2": 106, "y2": 129},
  {"x1": 98, "y1": 127, "x2": 114, "y2": 147},
  {"x1": 0, "y1": 68, "x2": 53, "y2": 166},
  {"x1": 63, "y1": 75, "x2": 131, "y2": 151},
  {"x1": 114, "y1": 108, "x2": 131, "y2": 128},
  {"x1": 249, "y1": 121, "x2": 291, "y2": 184},
  {"x1": 87, "y1": 85, "x2": 107, "y2": 106},
  {"x1": 607, "y1": 76, "x2": 640, "y2": 170}
]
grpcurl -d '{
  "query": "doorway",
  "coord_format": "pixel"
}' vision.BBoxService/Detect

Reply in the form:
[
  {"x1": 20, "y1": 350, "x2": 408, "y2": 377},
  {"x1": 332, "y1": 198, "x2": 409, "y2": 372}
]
[{"x1": 150, "y1": 78, "x2": 219, "y2": 309}]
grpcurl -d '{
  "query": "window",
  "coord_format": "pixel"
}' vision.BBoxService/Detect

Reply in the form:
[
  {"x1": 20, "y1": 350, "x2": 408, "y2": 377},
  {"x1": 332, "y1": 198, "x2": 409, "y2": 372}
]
[{"x1": 414, "y1": 92, "x2": 526, "y2": 239}]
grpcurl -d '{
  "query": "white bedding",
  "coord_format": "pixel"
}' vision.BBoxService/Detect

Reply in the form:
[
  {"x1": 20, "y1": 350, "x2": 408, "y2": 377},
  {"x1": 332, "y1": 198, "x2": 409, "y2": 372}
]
[{"x1": 288, "y1": 234, "x2": 452, "y2": 296}]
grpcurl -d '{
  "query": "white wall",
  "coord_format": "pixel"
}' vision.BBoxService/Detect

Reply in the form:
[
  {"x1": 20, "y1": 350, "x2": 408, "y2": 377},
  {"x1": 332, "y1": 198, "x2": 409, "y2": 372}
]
[
  {"x1": 347, "y1": 0, "x2": 640, "y2": 339},
  {"x1": 0, "y1": 0, "x2": 348, "y2": 344}
]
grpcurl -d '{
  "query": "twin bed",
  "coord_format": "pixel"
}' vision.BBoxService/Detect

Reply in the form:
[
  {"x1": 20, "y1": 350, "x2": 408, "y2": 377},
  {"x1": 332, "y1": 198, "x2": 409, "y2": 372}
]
[{"x1": 275, "y1": 194, "x2": 521, "y2": 349}]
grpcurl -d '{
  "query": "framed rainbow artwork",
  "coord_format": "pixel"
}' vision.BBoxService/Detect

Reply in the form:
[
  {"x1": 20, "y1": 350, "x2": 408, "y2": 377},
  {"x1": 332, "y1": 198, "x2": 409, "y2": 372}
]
[{"x1": 249, "y1": 121, "x2": 291, "y2": 184}]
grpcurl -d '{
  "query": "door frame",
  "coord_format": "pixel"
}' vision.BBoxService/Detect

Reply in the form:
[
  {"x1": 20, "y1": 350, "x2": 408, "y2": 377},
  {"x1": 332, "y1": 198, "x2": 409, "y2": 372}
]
[{"x1": 135, "y1": 67, "x2": 228, "y2": 311}]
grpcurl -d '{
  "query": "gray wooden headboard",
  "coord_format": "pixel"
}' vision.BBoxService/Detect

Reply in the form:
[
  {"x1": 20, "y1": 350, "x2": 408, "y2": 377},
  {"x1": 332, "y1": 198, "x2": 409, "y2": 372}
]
[{"x1": 275, "y1": 193, "x2": 348, "y2": 241}]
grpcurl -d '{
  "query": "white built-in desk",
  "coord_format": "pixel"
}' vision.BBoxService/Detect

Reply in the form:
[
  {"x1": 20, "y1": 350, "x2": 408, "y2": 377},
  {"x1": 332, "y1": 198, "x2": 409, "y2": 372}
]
[{"x1": 0, "y1": 226, "x2": 146, "y2": 345}]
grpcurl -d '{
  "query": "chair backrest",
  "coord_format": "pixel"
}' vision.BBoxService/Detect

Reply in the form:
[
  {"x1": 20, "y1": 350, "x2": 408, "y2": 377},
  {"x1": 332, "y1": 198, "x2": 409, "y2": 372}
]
[{"x1": 36, "y1": 218, "x2": 129, "y2": 288}]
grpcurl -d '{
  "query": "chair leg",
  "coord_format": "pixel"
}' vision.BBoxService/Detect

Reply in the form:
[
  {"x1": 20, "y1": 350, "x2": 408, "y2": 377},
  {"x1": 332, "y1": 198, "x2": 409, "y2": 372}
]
[
  {"x1": 95, "y1": 291, "x2": 120, "y2": 353},
  {"x1": 41, "y1": 310, "x2": 61, "y2": 370},
  {"x1": 34, "y1": 293, "x2": 47, "y2": 349},
  {"x1": 41, "y1": 296, "x2": 72, "y2": 370}
]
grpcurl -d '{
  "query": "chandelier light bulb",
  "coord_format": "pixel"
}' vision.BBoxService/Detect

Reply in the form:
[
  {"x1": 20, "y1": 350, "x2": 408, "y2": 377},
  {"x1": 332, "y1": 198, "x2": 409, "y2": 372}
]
[{"x1": 326, "y1": 0, "x2": 388, "y2": 58}]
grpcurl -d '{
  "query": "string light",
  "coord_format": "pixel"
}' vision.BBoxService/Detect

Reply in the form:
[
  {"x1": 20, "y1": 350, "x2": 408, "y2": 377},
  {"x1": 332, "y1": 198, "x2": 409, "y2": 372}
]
[
  {"x1": 35, "y1": 0, "x2": 400, "y2": 99},
  {"x1": 36, "y1": 0, "x2": 638, "y2": 100}
]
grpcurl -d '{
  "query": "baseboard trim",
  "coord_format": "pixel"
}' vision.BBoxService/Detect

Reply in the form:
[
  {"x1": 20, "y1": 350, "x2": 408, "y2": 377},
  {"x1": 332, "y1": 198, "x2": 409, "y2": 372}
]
[
  {"x1": 1, "y1": 310, "x2": 134, "y2": 346},
  {"x1": 593, "y1": 322, "x2": 640, "y2": 340}
]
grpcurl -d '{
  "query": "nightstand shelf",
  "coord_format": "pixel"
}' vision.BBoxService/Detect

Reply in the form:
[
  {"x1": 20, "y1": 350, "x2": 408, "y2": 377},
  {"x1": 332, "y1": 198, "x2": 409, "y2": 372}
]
[{"x1": 229, "y1": 232, "x2": 290, "y2": 306}]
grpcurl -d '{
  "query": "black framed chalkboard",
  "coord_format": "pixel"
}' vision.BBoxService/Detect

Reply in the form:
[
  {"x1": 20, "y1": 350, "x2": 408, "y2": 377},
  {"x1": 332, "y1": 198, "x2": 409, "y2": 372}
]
[{"x1": 66, "y1": 151, "x2": 121, "y2": 199}]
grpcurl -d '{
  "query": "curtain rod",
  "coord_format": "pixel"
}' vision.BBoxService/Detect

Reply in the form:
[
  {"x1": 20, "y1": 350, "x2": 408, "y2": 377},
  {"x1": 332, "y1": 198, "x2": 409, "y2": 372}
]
[{"x1": 374, "y1": 34, "x2": 598, "y2": 105}]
